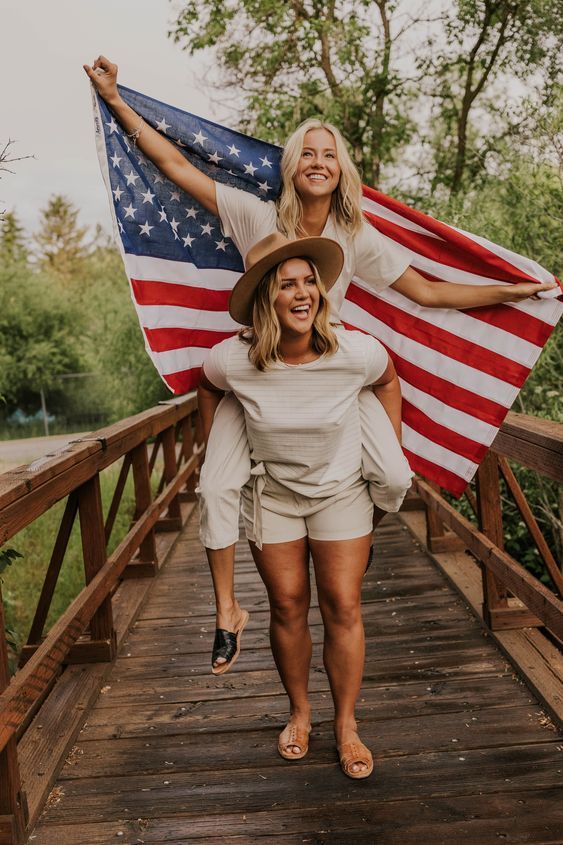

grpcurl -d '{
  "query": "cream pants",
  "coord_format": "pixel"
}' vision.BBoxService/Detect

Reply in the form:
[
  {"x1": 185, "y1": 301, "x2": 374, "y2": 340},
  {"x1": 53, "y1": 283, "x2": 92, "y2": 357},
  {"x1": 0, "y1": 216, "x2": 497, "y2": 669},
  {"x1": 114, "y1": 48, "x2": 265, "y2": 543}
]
[{"x1": 198, "y1": 388, "x2": 413, "y2": 549}]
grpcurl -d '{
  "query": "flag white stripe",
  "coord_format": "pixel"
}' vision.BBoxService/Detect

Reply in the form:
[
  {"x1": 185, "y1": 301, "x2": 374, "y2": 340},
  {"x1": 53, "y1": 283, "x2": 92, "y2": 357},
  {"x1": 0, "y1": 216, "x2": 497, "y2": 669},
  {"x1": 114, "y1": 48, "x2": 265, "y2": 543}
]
[
  {"x1": 372, "y1": 240, "x2": 562, "y2": 322},
  {"x1": 403, "y1": 424, "x2": 478, "y2": 480},
  {"x1": 399, "y1": 381, "x2": 496, "y2": 444},
  {"x1": 371, "y1": 284, "x2": 542, "y2": 366},
  {"x1": 124, "y1": 253, "x2": 239, "y2": 290},
  {"x1": 137, "y1": 304, "x2": 239, "y2": 331},
  {"x1": 361, "y1": 197, "x2": 443, "y2": 240},
  {"x1": 454, "y1": 226, "x2": 557, "y2": 285},
  {"x1": 155, "y1": 345, "x2": 210, "y2": 375},
  {"x1": 342, "y1": 300, "x2": 517, "y2": 406}
]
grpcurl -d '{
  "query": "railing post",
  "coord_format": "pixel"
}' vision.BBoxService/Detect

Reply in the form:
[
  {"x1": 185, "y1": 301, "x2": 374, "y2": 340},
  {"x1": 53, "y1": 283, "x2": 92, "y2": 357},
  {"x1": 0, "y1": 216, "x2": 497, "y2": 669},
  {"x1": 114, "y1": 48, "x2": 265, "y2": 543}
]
[
  {"x1": 71, "y1": 474, "x2": 117, "y2": 662},
  {"x1": 0, "y1": 586, "x2": 28, "y2": 845},
  {"x1": 424, "y1": 481, "x2": 465, "y2": 553},
  {"x1": 156, "y1": 426, "x2": 183, "y2": 532},
  {"x1": 180, "y1": 415, "x2": 197, "y2": 502},
  {"x1": 125, "y1": 443, "x2": 158, "y2": 578},
  {"x1": 475, "y1": 451, "x2": 509, "y2": 627},
  {"x1": 476, "y1": 451, "x2": 542, "y2": 631}
]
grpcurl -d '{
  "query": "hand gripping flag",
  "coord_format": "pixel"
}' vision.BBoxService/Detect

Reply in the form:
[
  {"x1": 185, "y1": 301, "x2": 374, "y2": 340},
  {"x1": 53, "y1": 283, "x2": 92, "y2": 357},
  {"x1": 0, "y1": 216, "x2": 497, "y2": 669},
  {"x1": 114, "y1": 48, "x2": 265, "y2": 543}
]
[{"x1": 92, "y1": 85, "x2": 562, "y2": 497}]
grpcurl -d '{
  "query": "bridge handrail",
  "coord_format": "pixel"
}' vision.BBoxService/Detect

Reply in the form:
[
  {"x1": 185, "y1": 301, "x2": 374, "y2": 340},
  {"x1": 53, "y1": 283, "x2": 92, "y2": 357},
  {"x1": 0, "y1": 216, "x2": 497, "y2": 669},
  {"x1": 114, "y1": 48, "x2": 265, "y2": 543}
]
[
  {"x1": 0, "y1": 394, "x2": 201, "y2": 758},
  {"x1": 414, "y1": 410, "x2": 563, "y2": 640}
]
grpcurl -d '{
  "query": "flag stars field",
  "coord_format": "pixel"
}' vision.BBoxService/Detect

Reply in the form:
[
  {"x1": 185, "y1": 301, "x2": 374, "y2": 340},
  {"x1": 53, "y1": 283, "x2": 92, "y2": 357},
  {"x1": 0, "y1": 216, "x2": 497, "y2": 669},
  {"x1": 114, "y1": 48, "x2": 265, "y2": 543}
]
[
  {"x1": 139, "y1": 222, "x2": 154, "y2": 237},
  {"x1": 141, "y1": 188, "x2": 155, "y2": 204},
  {"x1": 111, "y1": 152, "x2": 122, "y2": 168},
  {"x1": 243, "y1": 162, "x2": 257, "y2": 176},
  {"x1": 156, "y1": 117, "x2": 171, "y2": 133},
  {"x1": 106, "y1": 117, "x2": 119, "y2": 134},
  {"x1": 193, "y1": 130, "x2": 207, "y2": 146},
  {"x1": 228, "y1": 144, "x2": 241, "y2": 157},
  {"x1": 200, "y1": 223, "x2": 214, "y2": 236}
]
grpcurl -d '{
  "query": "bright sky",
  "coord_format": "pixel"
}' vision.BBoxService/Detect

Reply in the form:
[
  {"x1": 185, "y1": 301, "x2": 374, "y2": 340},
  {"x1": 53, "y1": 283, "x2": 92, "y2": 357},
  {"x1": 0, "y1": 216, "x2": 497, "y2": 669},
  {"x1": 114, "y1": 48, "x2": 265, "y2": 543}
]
[{"x1": 1, "y1": 0, "x2": 221, "y2": 236}]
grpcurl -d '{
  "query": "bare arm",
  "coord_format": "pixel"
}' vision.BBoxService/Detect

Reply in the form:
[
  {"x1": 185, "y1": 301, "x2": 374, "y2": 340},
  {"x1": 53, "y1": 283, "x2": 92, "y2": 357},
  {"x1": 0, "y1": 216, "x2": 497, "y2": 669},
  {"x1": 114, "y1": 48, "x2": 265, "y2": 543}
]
[
  {"x1": 83, "y1": 55, "x2": 218, "y2": 216},
  {"x1": 391, "y1": 265, "x2": 557, "y2": 308},
  {"x1": 197, "y1": 372, "x2": 225, "y2": 446},
  {"x1": 371, "y1": 357, "x2": 402, "y2": 444}
]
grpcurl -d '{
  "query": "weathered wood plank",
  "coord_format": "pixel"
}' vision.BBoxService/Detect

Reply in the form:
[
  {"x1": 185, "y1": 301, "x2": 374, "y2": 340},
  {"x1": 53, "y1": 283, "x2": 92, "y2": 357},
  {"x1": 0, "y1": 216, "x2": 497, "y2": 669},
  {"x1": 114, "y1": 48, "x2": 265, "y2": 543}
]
[{"x1": 36, "y1": 743, "x2": 563, "y2": 824}]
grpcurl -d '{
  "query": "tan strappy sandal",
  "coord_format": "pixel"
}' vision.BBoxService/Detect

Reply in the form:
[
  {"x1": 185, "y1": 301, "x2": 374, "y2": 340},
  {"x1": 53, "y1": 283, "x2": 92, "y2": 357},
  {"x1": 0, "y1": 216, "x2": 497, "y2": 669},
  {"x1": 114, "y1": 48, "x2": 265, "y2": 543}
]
[
  {"x1": 277, "y1": 722, "x2": 311, "y2": 761},
  {"x1": 338, "y1": 740, "x2": 374, "y2": 779}
]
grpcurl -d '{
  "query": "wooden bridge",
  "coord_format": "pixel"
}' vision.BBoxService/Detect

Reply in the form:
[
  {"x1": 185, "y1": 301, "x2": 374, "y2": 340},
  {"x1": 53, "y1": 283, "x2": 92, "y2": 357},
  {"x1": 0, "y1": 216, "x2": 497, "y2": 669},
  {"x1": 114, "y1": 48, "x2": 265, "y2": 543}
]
[{"x1": 0, "y1": 396, "x2": 561, "y2": 845}]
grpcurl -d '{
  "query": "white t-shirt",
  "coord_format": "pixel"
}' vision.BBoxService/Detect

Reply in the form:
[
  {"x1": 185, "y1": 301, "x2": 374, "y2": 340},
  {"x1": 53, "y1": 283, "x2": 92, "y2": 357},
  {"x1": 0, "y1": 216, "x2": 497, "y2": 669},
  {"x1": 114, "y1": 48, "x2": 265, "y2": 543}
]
[
  {"x1": 216, "y1": 182, "x2": 410, "y2": 319},
  {"x1": 204, "y1": 327, "x2": 389, "y2": 498}
]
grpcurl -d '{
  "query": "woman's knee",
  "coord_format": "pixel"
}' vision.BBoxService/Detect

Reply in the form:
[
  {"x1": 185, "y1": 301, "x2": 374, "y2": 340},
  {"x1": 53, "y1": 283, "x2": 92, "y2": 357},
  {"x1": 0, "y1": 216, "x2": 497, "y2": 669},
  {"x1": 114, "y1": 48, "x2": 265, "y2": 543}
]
[
  {"x1": 269, "y1": 592, "x2": 310, "y2": 627},
  {"x1": 318, "y1": 591, "x2": 362, "y2": 630}
]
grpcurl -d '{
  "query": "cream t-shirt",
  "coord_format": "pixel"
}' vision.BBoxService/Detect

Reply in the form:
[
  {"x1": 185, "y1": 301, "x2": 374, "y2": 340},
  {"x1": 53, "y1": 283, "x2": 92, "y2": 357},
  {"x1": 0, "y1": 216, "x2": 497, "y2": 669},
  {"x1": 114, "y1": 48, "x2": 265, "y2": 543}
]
[
  {"x1": 204, "y1": 327, "x2": 389, "y2": 499},
  {"x1": 216, "y1": 182, "x2": 411, "y2": 319}
]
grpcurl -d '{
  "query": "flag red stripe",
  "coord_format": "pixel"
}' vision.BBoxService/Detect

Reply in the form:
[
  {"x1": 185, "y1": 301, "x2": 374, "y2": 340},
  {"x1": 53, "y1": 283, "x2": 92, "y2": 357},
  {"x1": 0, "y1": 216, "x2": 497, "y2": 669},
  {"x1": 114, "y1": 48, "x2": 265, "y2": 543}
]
[
  {"x1": 413, "y1": 268, "x2": 552, "y2": 346},
  {"x1": 132, "y1": 278, "x2": 231, "y2": 310},
  {"x1": 363, "y1": 185, "x2": 540, "y2": 285},
  {"x1": 403, "y1": 448, "x2": 468, "y2": 497},
  {"x1": 342, "y1": 322, "x2": 509, "y2": 427},
  {"x1": 402, "y1": 400, "x2": 487, "y2": 464},
  {"x1": 163, "y1": 367, "x2": 202, "y2": 394},
  {"x1": 347, "y1": 285, "x2": 529, "y2": 387},
  {"x1": 144, "y1": 326, "x2": 235, "y2": 353}
]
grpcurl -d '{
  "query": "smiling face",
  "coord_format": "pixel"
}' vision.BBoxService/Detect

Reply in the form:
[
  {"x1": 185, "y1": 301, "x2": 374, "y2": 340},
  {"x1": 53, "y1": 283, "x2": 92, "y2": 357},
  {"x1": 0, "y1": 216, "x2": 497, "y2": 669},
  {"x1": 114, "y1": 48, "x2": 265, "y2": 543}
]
[
  {"x1": 292, "y1": 128, "x2": 341, "y2": 201},
  {"x1": 273, "y1": 258, "x2": 320, "y2": 336}
]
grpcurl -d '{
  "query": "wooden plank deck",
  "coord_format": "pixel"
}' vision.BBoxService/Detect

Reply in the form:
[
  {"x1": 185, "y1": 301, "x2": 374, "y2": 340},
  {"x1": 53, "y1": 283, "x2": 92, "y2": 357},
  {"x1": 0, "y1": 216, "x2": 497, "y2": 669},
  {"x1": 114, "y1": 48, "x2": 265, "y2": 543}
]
[{"x1": 29, "y1": 514, "x2": 563, "y2": 845}]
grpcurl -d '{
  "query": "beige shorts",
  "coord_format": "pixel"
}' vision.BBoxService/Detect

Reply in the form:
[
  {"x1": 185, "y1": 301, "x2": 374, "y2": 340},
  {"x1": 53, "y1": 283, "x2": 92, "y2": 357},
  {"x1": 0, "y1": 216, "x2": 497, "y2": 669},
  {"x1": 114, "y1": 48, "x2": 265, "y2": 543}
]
[{"x1": 240, "y1": 474, "x2": 374, "y2": 546}]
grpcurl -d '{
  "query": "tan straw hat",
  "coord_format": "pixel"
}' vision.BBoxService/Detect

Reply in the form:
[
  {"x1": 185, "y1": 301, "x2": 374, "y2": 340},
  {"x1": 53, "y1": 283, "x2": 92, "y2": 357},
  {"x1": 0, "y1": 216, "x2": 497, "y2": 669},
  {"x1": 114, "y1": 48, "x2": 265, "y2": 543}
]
[{"x1": 229, "y1": 232, "x2": 344, "y2": 326}]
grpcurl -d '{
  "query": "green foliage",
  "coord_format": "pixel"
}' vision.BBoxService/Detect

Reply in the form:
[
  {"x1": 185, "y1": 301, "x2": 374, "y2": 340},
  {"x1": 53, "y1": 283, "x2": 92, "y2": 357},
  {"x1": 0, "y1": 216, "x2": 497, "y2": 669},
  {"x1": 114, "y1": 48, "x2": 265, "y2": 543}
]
[
  {"x1": 0, "y1": 211, "x2": 28, "y2": 264},
  {"x1": 0, "y1": 547, "x2": 23, "y2": 578},
  {"x1": 34, "y1": 194, "x2": 90, "y2": 283},
  {"x1": 1, "y1": 466, "x2": 137, "y2": 655},
  {"x1": 0, "y1": 262, "x2": 83, "y2": 403},
  {"x1": 170, "y1": 0, "x2": 417, "y2": 184}
]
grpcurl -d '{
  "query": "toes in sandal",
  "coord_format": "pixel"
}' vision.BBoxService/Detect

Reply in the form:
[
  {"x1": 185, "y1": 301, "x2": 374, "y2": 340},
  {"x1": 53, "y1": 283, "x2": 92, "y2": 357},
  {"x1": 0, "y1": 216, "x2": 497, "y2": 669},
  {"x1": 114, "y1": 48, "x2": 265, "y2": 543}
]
[
  {"x1": 278, "y1": 723, "x2": 311, "y2": 761},
  {"x1": 338, "y1": 740, "x2": 374, "y2": 779},
  {"x1": 211, "y1": 609, "x2": 249, "y2": 675}
]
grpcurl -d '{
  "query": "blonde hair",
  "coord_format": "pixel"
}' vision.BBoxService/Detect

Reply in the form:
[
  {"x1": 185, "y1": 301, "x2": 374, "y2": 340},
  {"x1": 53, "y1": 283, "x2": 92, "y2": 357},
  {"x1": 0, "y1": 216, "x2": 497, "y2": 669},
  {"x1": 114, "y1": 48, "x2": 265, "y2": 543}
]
[
  {"x1": 240, "y1": 258, "x2": 339, "y2": 371},
  {"x1": 277, "y1": 118, "x2": 364, "y2": 239}
]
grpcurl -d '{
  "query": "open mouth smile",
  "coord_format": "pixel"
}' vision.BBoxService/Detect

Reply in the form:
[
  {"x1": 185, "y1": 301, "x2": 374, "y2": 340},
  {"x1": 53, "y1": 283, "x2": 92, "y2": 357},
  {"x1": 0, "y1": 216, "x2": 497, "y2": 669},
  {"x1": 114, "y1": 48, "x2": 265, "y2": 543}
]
[{"x1": 290, "y1": 304, "x2": 311, "y2": 319}]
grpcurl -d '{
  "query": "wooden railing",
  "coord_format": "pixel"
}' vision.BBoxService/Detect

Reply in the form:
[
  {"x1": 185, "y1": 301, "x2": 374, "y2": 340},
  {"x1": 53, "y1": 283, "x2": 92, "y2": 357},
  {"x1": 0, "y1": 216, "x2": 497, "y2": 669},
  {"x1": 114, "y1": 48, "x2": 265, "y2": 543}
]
[
  {"x1": 0, "y1": 395, "x2": 203, "y2": 845},
  {"x1": 0, "y1": 401, "x2": 561, "y2": 844},
  {"x1": 415, "y1": 412, "x2": 563, "y2": 640}
]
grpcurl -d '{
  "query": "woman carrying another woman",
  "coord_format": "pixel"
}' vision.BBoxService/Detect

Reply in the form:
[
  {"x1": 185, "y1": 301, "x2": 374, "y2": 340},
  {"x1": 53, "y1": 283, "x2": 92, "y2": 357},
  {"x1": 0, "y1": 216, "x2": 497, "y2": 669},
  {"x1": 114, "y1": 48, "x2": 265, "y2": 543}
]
[
  {"x1": 84, "y1": 57, "x2": 556, "y2": 674},
  {"x1": 199, "y1": 230, "x2": 399, "y2": 777}
]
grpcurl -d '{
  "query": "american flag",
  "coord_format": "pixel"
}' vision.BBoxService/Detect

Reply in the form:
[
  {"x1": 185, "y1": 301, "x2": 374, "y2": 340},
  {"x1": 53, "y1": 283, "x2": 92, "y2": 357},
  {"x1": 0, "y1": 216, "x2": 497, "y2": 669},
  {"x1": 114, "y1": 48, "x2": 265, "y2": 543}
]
[{"x1": 92, "y1": 85, "x2": 562, "y2": 497}]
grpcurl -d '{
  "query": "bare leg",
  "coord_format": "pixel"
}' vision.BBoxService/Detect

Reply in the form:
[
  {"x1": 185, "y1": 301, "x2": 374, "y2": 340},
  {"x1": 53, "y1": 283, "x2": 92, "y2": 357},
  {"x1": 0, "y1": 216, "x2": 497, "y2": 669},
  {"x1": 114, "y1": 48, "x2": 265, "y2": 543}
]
[
  {"x1": 309, "y1": 533, "x2": 372, "y2": 775},
  {"x1": 206, "y1": 545, "x2": 247, "y2": 668},
  {"x1": 249, "y1": 537, "x2": 312, "y2": 755}
]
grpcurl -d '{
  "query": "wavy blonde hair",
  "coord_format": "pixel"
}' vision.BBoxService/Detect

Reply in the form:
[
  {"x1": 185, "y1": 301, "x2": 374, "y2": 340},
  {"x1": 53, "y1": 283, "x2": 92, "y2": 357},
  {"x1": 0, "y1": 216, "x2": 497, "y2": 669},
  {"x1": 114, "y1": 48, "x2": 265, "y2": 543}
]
[
  {"x1": 240, "y1": 258, "x2": 339, "y2": 371},
  {"x1": 277, "y1": 118, "x2": 364, "y2": 239}
]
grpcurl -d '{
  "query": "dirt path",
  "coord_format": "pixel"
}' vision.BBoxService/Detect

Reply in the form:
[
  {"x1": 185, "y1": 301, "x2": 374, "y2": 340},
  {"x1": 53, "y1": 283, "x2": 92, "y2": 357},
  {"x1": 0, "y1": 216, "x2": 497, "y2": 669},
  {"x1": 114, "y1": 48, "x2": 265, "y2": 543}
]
[{"x1": 0, "y1": 433, "x2": 88, "y2": 473}]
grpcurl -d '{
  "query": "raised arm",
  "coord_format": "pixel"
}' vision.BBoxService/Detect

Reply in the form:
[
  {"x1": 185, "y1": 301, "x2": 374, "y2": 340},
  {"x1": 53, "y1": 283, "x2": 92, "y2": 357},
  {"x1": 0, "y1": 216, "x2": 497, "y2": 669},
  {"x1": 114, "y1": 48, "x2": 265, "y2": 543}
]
[
  {"x1": 83, "y1": 55, "x2": 218, "y2": 216},
  {"x1": 391, "y1": 265, "x2": 557, "y2": 308}
]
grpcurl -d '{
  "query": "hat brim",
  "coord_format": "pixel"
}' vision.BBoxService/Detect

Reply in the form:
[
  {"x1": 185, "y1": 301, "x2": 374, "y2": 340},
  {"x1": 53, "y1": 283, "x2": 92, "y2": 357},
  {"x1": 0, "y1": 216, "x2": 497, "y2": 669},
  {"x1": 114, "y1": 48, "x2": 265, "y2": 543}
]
[{"x1": 228, "y1": 237, "x2": 344, "y2": 326}]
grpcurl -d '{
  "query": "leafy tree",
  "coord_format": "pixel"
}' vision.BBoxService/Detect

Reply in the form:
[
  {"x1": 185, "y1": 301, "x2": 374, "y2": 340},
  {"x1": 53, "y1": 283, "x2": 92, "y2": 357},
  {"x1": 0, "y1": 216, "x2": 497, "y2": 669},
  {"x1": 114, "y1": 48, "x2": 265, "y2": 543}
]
[
  {"x1": 0, "y1": 210, "x2": 28, "y2": 265},
  {"x1": 34, "y1": 194, "x2": 89, "y2": 283},
  {"x1": 0, "y1": 263, "x2": 82, "y2": 407},
  {"x1": 170, "y1": 0, "x2": 431, "y2": 184},
  {"x1": 423, "y1": 0, "x2": 563, "y2": 195}
]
